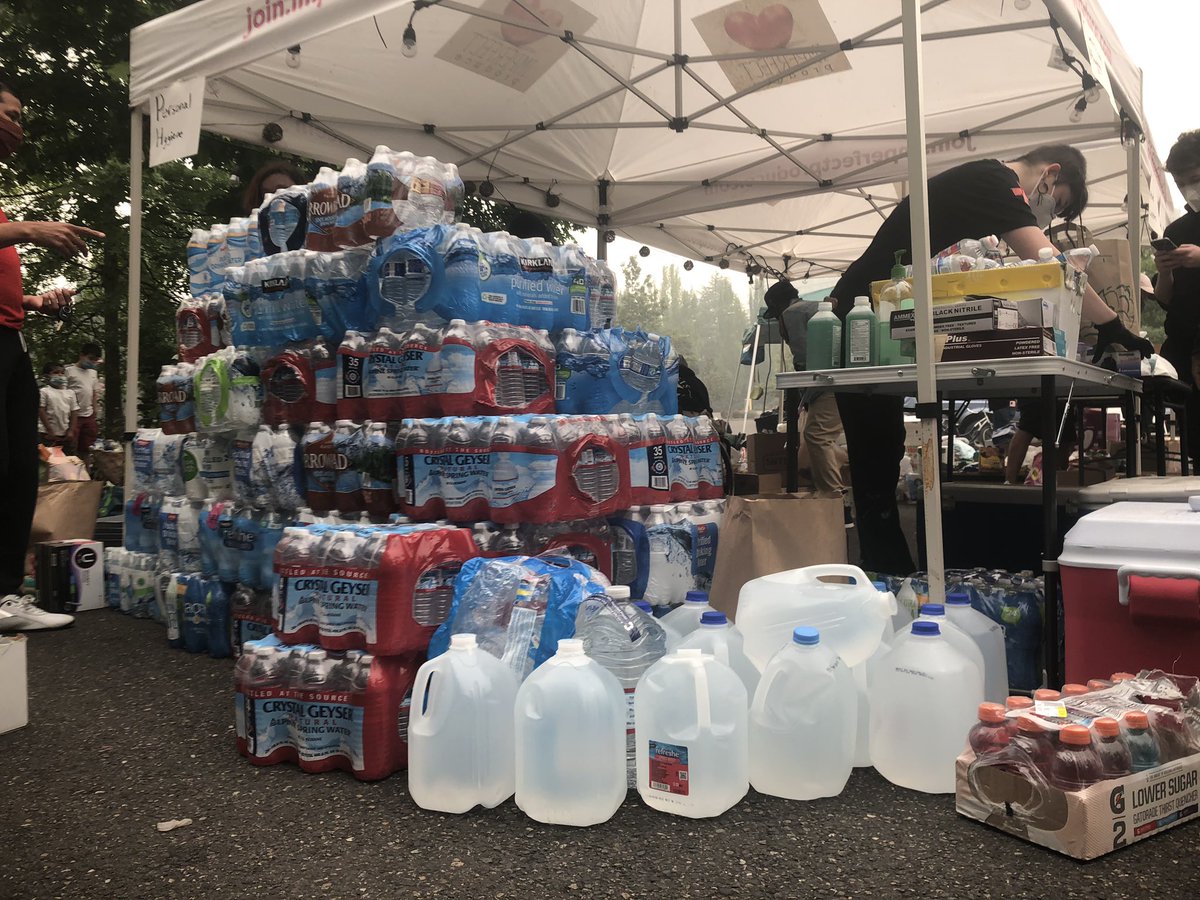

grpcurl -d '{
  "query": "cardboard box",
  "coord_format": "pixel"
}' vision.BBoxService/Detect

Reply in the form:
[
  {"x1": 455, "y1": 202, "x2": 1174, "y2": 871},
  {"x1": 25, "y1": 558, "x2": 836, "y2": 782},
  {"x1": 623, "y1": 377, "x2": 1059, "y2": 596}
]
[
  {"x1": 889, "y1": 296, "x2": 1050, "y2": 339},
  {"x1": 0, "y1": 636, "x2": 28, "y2": 734},
  {"x1": 732, "y1": 471, "x2": 786, "y2": 495},
  {"x1": 956, "y1": 749, "x2": 1200, "y2": 860},
  {"x1": 744, "y1": 432, "x2": 789, "y2": 474},
  {"x1": 938, "y1": 327, "x2": 1056, "y2": 362},
  {"x1": 35, "y1": 539, "x2": 105, "y2": 613}
]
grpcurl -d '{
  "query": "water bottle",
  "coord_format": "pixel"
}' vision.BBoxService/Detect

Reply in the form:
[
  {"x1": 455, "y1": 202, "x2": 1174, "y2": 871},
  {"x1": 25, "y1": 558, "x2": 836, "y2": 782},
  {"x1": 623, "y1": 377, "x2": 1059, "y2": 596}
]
[
  {"x1": 442, "y1": 417, "x2": 489, "y2": 522},
  {"x1": 335, "y1": 158, "x2": 369, "y2": 249},
  {"x1": 440, "y1": 319, "x2": 478, "y2": 413},
  {"x1": 943, "y1": 592, "x2": 1008, "y2": 703},
  {"x1": 360, "y1": 422, "x2": 396, "y2": 517},
  {"x1": 575, "y1": 585, "x2": 669, "y2": 788},
  {"x1": 233, "y1": 505, "x2": 264, "y2": 589},
  {"x1": 363, "y1": 145, "x2": 401, "y2": 239},
  {"x1": 659, "y1": 589, "x2": 714, "y2": 637},
  {"x1": 258, "y1": 511, "x2": 285, "y2": 592},
  {"x1": 225, "y1": 217, "x2": 248, "y2": 270},
  {"x1": 332, "y1": 420, "x2": 364, "y2": 514},
  {"x1": 749, "y1": 627, "x2": 856, "y2": 800},
  {"x1": 205, "y1": 579, "x2": 232, "y2": 659},
  {"x1": 677, "y1": 610, "x2": 760, "y2": 698},
  {"x1": 398, "y1": 418, "x2": 445, "y2": 520},
  {"x1": 187, "y1": 228, "x2": 210, "y2": 296},
  {"x1": 514, "y1": 639, "x2": 627, "y2": 826},
  {"x1": 635, "y1": 648, "x2": 749, "y2": 818},
  {"x1": 260, "y1": 184, "x2": 309, "y2": 255},
  {"x1": 181, "y1": 573, "x2": 208, "y2": 654},
  {"x1": 869, "y1": 621, "x2": 984, "y2": 793},
  {"x1": 1050, "y1": 725, "x2": 1104, "y2": 791},
  {"x1": 305, "y1": 166, "x2": 341, "y2": 252},
  {"x1": 408, "y1": 633, "x2": 520, "y2": 814},
  {"x1": 408, "y1": 156, "x2": 447, "y2": 227}
]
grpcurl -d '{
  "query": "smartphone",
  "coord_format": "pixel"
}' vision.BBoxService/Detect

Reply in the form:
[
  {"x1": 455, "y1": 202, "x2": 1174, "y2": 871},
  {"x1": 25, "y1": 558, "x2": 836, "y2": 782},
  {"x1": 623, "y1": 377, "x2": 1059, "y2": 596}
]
[{"x1": 1151, "y1": 237, "x2": 1178, "y2": 253}]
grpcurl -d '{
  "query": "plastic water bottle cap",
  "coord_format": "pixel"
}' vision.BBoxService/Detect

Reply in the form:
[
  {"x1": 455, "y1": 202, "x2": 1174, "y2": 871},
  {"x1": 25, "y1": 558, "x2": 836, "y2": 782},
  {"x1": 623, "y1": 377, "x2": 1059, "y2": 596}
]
[
  {"x1": 945, "y1": 593, "x2": 971, "y2": 606},
  {"x1": 557, "y1": 639, "x2": 585, "y2": 657},
  {"x1": 700, "y1": 611, "x2": 727, "y2": 626},
  {"x1": 684, "y1": 590, "x2": 709, "y2": 605},
  {"x1": 920, "y1": 603, "x2": 945, "y2": 617},
  {"x1": 449, "y1": 634, "x2": 477, "y2": 650},
  {"x1": 605, "y1": 585, "x2": 632, "y2": 601},
  {"x1": 911, "y1": 621, "x2": 940, "y2": 637},
  {"x1": 675, "y1": 648, "x2": 705, "y2": 660},
  {"x1": 793, "y1": 626, "x2": 820, "y2": 645}
]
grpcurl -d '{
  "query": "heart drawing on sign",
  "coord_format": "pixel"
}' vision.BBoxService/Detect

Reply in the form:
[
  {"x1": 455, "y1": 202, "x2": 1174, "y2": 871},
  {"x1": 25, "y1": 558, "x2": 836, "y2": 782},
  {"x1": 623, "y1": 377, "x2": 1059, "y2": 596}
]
[
  {"x1": 500, "y1": 0, "x2": 565, "y2": 47},
  {"x1": 723, "y1": 4, "x2": 795, "y2": 52}
]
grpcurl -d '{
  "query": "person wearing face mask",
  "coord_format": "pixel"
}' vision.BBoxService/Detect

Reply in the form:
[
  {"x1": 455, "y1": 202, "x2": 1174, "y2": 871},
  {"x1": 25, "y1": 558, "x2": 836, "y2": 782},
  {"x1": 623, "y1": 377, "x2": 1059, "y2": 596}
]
[
  {"x1": 0, "y1": 78, "x2": 104, "y2": 633},
  {"x1": 38, "y1": 363, "x2": 79, "y2": 452},
  {"x1": 1154, "y1": 130, "x2": 1200, "y2": 475},
  {"x1": 65, "y1": 341, "x2": 103, "y2": 455},
  {"x1": 827, "y1": 145, "x2": 1153, "y2": 575}
]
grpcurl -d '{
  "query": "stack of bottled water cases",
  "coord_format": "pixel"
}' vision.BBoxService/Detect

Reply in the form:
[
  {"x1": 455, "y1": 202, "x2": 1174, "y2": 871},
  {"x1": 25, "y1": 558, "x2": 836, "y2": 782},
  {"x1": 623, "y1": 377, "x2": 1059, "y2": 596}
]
[
  {"x1": 233, "y1": 521, "x2": 476, "y2": 780},
  {"x1": 609, "y1": 500, "x2": 725, "y2": 606},
  {"x1": 555, "y1": 328, "x2": 679, "y2": 416},
  {"x1": 882, "y1": 568, "x2": 1045, "y2": 692},
  {"x1": 966, "y1": 670, "x2": 1200, "y2": 794},
  {"x1": 470, "y1": 518, "x2": 616, "y2": 581}
]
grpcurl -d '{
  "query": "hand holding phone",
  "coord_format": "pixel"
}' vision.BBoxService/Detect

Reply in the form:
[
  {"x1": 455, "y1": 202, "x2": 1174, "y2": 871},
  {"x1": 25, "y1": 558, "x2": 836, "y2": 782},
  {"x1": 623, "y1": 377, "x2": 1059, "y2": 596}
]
[{"x1": 1151, "y1": 237, "x2": 1178, "y2": 253}]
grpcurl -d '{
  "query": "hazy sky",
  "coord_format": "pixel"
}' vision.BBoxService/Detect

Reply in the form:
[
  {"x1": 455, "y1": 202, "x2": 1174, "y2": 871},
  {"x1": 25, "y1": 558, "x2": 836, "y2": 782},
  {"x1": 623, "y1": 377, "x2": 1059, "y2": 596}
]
[{"x1": 606, "y1": 0, "x2": 1195, "y2": 303}]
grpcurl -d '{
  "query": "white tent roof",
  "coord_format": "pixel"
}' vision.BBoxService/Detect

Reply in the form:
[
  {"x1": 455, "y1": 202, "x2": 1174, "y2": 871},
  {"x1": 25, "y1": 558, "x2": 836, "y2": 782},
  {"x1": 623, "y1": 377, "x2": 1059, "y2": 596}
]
[{"x1": 130, "y1": 0, "x2": 1171, "y2": 275}]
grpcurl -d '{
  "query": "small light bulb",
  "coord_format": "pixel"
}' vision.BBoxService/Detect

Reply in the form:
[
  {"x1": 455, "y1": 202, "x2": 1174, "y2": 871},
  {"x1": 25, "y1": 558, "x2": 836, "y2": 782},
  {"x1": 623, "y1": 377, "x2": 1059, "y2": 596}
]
[
  {"x1": 285, "y1": 46, "x2": 301, "y2": 69},
  {"x1": 639, "y1": 245, "x2": 650, "y2": 258},
  {"x1": 683, "y1": 260, "x2": 694, "y2": 271},
  {"x1": 1086, "y1": 85, "x2": 1102, "y2": 103},
  {"x1": 402, "y1": 24, "x2": 418, "y2": 58},
  {"x1": 1014, "y1": 0, "x2": 1031, "y2": 9},
  {"x1": 1069, "y1": 96, "x2": 1087, "y2": 124}
]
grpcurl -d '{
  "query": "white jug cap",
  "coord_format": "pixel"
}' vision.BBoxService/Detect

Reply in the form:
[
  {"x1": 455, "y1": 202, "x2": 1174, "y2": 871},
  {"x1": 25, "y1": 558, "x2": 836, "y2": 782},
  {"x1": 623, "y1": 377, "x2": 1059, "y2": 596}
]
[
  {"x1": 605, "y1": 586, "x2": 631, "y2": 601},
  {"x1": 449, "y1": 634, "x2": 477, "y2": 650},
  {"x1": 557, "y1": 639, "x2": 585, "y2": 657}
]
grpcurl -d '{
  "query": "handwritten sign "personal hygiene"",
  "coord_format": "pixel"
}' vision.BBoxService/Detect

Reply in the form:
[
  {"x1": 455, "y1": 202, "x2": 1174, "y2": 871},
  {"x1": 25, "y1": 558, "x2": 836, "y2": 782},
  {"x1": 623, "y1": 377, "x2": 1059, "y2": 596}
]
[{"x1": 149, "y1": 77, "x2": 205, "y2": 167}]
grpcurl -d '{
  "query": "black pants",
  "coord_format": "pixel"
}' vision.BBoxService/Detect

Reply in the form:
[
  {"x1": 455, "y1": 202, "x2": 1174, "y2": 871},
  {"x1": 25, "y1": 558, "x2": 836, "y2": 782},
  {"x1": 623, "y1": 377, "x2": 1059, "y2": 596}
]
[
  {"x1": 1162, "y1": 338, "x2": 1200, "y2": 473},
  {"x1": 836, "y1": 392, "x2": 915, "y2": 576},
  {"x1": 0, "y1": 328, "x2": 39, "y2": 596}
]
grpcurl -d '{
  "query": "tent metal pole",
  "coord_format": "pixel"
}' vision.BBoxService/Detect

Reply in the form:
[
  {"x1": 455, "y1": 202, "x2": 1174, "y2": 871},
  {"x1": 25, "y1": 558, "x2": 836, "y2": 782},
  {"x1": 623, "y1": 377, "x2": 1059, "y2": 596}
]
[
  {"x1": 124, "y1": 105, "x2": 144, "y2": 495},
  {"x1": 902, "y1": 0, "x2": 945, "y2": 603},
  {"x1": 673, "y1": 0, "x2": 683, "y2": 121},
  {"x1": 1127, "y1": 133, "x2": 1143, "y2": 475}
]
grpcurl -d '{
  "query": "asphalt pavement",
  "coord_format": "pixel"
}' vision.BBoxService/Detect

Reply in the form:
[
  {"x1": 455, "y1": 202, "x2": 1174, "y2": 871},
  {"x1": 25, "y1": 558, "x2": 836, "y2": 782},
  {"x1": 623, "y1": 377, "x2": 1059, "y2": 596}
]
[{"x1": 2, "y1": 612, "x2": 1197, "y2": 900}]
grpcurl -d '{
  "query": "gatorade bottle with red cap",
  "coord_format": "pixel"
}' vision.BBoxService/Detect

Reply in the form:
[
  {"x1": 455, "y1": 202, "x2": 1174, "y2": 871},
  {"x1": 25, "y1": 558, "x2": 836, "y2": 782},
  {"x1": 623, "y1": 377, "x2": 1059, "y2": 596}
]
[
  {"x1": 1087, "y1": 678, "x2": 1113, "y2": 691},
  {"x1": 1092, "y1": 717, "x2": 1132, "y2": 778},
  {"x1": 1033, "y1": 688, "x2": 1061, "y2": 703},
  {"x1": 1050, "y1": 725, "x2": 1103, "y2": 791},
  {"x1": 1004, "y1": 695, "x2": 1033, "y2": 737},
  {"x1": 1061, "y1": 683, "x2": 1089, "y2": 697},
  {"x1": 1111, "y1": 672, "x2": 1136, "y2": 683},
  {"x1": 1011, "y1": 715, "x2": 1054, "y2": 777},
  {"x1": 968, "y1": 703, "x2": 1010, "y2": 755}
]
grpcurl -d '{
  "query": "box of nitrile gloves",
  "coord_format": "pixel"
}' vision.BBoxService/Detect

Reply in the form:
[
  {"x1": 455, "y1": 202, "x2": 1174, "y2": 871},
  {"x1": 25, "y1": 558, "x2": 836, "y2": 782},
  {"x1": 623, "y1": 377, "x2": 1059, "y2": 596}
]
[{"x1": 35, "y1": 540, "x2": 105, "y2": 613}]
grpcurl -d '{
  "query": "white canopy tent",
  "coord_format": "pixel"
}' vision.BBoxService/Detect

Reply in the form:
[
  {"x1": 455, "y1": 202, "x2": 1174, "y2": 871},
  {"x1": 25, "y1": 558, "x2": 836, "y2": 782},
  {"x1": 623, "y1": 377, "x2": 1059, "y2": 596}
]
[{"x1": 129, "y1": 0, "x2": 1168, "y2": 599}]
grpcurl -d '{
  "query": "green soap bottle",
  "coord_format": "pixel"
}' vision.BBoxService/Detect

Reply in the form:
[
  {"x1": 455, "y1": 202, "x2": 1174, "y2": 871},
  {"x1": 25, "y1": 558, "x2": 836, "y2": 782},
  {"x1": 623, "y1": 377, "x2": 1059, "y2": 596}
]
[
  {"x1": 807, "y1": 300, "x2": 841, "y2": 370},
  {"x1": 845, "y1": 296, "x2": 879, "y2": 367},
  {"x1": 878, "y1": 251, "x2": 910, "y2": 366}
]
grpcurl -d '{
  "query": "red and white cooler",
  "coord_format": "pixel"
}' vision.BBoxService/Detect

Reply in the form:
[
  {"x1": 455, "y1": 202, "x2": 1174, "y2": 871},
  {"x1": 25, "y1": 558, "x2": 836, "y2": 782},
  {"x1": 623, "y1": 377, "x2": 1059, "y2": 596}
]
[{"x1": 1059, "y1": 494, "x2": 1200, "y2": 684}]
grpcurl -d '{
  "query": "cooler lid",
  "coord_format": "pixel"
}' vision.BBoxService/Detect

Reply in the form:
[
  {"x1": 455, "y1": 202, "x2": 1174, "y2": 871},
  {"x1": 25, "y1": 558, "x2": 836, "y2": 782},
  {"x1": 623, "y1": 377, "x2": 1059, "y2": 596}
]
[
  {"x1": 1075, "y1": 476, "x2": 1200, "y2": 511},
  {"x1": 1060, "y1": 498, "x2": 1200, "y2": 570}
]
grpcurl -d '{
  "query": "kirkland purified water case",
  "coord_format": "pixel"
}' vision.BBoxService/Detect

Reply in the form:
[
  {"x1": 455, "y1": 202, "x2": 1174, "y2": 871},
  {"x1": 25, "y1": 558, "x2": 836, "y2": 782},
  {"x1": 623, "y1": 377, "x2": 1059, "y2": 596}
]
[{"x1": 36, "y1": 540, "x2": 105, "y2": 613}]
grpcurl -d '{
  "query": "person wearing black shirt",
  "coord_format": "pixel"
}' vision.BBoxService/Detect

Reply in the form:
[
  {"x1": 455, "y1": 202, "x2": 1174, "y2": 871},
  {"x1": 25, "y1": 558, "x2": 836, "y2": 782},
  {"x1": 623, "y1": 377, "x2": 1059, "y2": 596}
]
[
  {"x1": 1155, "y1": 131, "x2": 1200, "y2": 473},
  {"x1": 829, "y1": 145, "x2": 1152, "y2": 575}
]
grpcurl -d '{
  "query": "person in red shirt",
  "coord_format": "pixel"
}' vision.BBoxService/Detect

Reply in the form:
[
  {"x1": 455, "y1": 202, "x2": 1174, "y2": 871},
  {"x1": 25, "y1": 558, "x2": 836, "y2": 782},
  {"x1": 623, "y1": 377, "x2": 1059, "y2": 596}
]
[{"x1": 0, "y1": 79, "x2": 104, "y2": 631}]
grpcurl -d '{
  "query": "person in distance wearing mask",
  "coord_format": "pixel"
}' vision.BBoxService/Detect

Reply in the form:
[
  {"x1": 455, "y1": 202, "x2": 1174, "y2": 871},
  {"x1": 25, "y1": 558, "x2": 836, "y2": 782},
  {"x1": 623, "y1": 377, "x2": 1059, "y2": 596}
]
[
  {"x1": 828, "y1": 145, "x2": 1152, "y2": 575},
  {"x1": 1154, "y1": 130, "x2": 1200, "y2": 475}
]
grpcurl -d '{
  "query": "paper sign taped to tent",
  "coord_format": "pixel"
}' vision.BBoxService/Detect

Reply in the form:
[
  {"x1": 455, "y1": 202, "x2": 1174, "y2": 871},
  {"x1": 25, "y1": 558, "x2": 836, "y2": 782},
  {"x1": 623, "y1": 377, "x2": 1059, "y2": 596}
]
[
  {"x1": 436, "y1": 0, "x2": 597, "y2": 93},
  {"x1": 692, "y1": 0, "x2": 850, "y2": 94},
  {"x1": 149, "y1": 76, "x2": 204, "y2": 167}
]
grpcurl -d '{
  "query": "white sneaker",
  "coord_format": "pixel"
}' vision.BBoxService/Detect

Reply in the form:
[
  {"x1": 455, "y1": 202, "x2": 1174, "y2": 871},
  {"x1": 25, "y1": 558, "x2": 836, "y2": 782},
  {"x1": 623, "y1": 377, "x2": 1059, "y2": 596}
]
[{"x1": 0, "y1": 595, "x2": 75, "y2": 631}]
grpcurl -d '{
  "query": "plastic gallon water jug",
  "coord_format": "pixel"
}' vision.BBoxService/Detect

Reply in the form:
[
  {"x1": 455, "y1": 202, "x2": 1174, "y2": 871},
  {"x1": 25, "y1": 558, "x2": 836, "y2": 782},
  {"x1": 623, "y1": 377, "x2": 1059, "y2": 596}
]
[
  {"x1": 635, "y1": 648, "x2": 749, "y2": 818},
  {"x1": 944, "y1": 592, "x2": 1008, "y2": 703},
  {"x1": 851, "y1": 619, "x2": 893, "y2": 768},
  {"x1": 659, "y1": 589, "x2": 715, "y2": 639},
  {"x1": 514, "y1": 639, "x2": 626, "y2": 826},
  {"x1": 891, "y1": 604, "x2": 986, "y2": 694},
  {"x1": 749, "y1": 627, "x2": 856, "y2": 800},
  {"x1": 408, "y1": 634, "x2": 519, "y2": 814},
  {"x1": 869, "y1": 621, "x2": 984, "y2": 793},
  {"x1": 736, "y1": 565, "x2": 892, "y2": 669},
  {"x1": 677, "y1": 611, "x2": 760, "y2": 698}
]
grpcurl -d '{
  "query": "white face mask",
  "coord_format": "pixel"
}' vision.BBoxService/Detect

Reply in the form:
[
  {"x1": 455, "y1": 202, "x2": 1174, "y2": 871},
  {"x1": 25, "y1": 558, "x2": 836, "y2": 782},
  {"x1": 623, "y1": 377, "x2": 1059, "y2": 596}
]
[
  {"x1": 1030, "y1": 173, "x2": 1057, "y2": 231},
  {"x1": 1182, "y1": 185, "x2": 1200, "y2": 212}
]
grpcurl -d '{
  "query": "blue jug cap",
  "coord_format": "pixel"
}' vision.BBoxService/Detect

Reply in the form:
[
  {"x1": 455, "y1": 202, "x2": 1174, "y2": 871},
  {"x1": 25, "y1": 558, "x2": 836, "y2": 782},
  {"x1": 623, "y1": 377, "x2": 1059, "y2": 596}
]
[
  {"x1": 912, "y1": 621, "x2": 940, "y2": 636},
  {"x1": 684, "y1": 590, "x2": 709, "y2": 605},
  {"x1": 920, "y1": 603, "x2": 945, "y2": 616},
  {"x1": 872, "y1": 581, "x2": 888, "y2": 591},
  {"x1": 700, "y1": 611, "x2": 727, "y2": 626},
  {"x1": 793, "y1": 626, "x2": 820, "y2": 645},
  {"x1": 945, "y1": 593, "x2": 971, "y2": 605},
  {"x1": 633, "y1": 601, "x2": 653, "y2": 614}
]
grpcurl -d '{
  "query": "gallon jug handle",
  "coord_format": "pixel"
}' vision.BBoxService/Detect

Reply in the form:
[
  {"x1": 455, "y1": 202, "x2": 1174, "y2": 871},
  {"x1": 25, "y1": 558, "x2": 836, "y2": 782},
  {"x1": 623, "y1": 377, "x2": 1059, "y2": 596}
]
[
  {"x1": 693, "y1": 658, "x2": 712, "y2": 730},
  {"x1": 793, "y1": 564, "x2": 871, "y2": 586}
]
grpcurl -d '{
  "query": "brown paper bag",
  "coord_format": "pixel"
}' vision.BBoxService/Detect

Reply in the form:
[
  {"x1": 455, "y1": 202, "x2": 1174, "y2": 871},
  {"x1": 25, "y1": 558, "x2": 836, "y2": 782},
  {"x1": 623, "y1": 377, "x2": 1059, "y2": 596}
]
[
  {"x1": 29, "y1": 481, "x2": 104, "y2": 546},
  {"x1": 709, "y1": 493, "x2": 846, "y2": 620}
]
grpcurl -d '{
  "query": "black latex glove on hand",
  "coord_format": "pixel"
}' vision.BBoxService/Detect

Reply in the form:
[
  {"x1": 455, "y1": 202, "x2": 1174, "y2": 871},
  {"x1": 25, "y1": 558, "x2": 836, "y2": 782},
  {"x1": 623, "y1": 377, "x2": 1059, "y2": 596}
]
[{"x1": 1092, "y1": 317, "x2": 1154, "y2": 363}]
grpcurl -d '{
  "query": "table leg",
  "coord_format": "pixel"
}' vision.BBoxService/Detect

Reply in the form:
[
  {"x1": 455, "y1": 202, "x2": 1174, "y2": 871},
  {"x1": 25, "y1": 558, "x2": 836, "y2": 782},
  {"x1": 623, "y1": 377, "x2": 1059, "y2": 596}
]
[
  {"x1": 1155, "y1": 391, "x2": 1167, "y2": 477},
  {"x1": 945, "y1": 398, "x2": 955, "y2": 482},
  {"x1": 1041, "y1": 375, "x2": 1061, "y2": 688},
  {"x1": 1125, "y1": 391, "x2": 1138, "y2": 477},
  {"x1": 784, "y1": 386, "x2": 800, "y2": 494}
]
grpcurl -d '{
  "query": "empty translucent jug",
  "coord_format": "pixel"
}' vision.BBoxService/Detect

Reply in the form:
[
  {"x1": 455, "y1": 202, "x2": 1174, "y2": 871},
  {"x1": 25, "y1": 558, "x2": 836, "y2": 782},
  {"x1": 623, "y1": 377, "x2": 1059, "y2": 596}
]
[
  {"x1": 869, "y1": 621, "x2": 984, "y2": 793},
  {"x1": 892, "y1": 603, "x2": 986, "y2": 691},
  {"x1": 659, "y1": 589, "x2": 715, "y2": 639},
  {"x1": 677, "y1": 610, "x2": 761, "y2": 698},
  {"x1": 514, "y1": 639, "x2": 626, "y2": 826},
  {"x1": 750, "y1": 627, "x2": 856, "y2": 800},
  {"x1": 635, "y1": 648, "x2": 749, "y2": 818},
  {"x1": 408, "y1": 634, "x2": 519, "y2": 814},
  {"x1": 736, "y1": 564, "x2": 893, "y2": 669},
  {"x1": 943, "y1": 592, "x2": 1009, "y2": 703}
]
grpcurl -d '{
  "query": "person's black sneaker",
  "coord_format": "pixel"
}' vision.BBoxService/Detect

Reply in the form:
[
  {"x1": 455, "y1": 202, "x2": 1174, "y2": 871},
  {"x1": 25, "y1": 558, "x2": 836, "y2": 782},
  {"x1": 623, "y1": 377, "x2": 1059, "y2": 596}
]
[{"x1": 844, "y1": 507, "x2": 855, "y2": 529}]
